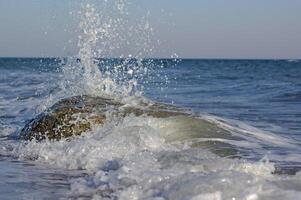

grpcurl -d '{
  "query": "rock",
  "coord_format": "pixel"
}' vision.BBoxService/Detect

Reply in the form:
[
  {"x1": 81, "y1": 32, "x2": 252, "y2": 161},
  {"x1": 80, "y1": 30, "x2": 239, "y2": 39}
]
[
  {"x1": 19, "y1": 95, "x2": 185, "y2": 141},
  {"x1": 19, "y1": 95, "x2": 244, "y2": 159}
]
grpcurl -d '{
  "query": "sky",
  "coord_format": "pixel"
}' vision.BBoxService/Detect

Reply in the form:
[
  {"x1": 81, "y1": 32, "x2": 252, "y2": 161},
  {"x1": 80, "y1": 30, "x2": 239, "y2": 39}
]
[{"x1": 0, "y1": 0, "x2": 300, "y2": 59}]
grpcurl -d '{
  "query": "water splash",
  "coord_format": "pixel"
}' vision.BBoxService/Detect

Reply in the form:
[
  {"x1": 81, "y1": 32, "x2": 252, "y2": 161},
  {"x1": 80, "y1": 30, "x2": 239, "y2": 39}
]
[{"x1": 58, "y1": 1, "x2": 157, "y2": 102}]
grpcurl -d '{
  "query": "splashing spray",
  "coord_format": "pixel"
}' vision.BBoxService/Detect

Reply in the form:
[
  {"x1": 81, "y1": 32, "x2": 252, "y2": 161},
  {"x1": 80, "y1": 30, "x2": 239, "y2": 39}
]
[{"x1": 59, "y1": 0, "x2": 157, "y2": 101}]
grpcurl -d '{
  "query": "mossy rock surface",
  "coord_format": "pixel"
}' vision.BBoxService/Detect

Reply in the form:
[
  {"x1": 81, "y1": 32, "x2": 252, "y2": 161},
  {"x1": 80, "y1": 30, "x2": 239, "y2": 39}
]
[
  {"x1": 19, "y1": 95, "x2": 185, "y2": 141},
  {"x1": 19, "y1": 95, "x2": 244, "y2": 160}
]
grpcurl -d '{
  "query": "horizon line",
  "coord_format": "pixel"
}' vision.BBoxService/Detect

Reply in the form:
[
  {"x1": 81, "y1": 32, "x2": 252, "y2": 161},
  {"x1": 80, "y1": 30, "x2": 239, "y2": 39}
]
[{"x1": 0, "y1": 56, "x2": 300, "y2": 61}]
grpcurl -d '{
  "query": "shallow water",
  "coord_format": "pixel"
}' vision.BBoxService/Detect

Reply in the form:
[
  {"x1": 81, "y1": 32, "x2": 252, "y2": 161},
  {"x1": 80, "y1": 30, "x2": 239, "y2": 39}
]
[{"x1": 1, "y1": 58, "x2": 301, "y2": 199}]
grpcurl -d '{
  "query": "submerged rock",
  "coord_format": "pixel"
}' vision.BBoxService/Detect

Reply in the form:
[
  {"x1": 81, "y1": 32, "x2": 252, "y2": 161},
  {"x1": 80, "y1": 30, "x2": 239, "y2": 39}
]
[
  {"x1": 19, "y1": 95, "x2": 245, "y2": 160},
  {"x1": 19, "y1": 95, "x2": 185, "y2": 141},
  {"x1": 19, "y1": 95, "x2": 296, "y2": 175}
]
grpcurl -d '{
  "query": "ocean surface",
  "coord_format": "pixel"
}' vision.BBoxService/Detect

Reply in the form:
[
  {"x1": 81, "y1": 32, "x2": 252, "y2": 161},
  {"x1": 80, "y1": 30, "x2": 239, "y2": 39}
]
[{"x1": 0, "y1": 58, "x2": 301, "y2": 199}]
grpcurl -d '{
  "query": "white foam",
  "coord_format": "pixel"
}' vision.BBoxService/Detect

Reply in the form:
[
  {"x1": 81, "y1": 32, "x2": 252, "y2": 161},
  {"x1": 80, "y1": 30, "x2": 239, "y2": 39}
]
[
  {"x1": 202, "y1": 115, "x2": 299, "y2": 147},
  {"x1": 12, "y1": 114, "x2": 301, "y2": 199}
]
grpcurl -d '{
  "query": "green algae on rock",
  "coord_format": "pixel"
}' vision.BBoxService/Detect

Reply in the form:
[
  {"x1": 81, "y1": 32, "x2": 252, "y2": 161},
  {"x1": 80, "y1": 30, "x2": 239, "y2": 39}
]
[
  {"x1": 19, "y1": 95, "x2": 244, "y2": 159},
  {"x1": 19, "y1": 95, "x2": 185, "y2": 141},
  {"x1": 19, "y1": 96, "x2": 111, "y2": 141}
]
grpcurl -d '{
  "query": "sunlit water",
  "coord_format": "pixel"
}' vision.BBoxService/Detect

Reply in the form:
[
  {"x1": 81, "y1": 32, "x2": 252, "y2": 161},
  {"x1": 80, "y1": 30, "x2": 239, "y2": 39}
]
[{"x1": 1, "y1": 58, "x2": 301, "y2": 199}]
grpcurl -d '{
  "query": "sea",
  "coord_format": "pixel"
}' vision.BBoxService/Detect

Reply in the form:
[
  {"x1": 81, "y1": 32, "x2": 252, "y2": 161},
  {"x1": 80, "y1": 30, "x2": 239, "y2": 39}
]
[{"x1": 0, "y1": 58, "x2": 301, "y2": 199}]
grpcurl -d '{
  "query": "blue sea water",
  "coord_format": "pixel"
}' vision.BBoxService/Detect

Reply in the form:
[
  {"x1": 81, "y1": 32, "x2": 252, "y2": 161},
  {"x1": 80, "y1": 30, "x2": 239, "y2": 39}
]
[{"x1": 1, "y1": 58, "x2": 301, "y2": 199}]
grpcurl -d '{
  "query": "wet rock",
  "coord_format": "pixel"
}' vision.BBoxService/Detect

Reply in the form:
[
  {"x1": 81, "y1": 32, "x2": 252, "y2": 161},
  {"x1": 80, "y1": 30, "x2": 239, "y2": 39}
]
[
  {"x1": 19, "y1": 95, "x2": 245, "y2": 159},
  {"x1": 19, "y1": 95, "x2": 184, "y2": 141}
]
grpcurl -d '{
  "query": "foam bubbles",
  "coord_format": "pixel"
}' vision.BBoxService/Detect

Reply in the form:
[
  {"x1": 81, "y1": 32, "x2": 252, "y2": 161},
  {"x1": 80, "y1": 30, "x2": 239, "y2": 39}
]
[{"x1": 12, "y1": 114, "x2": 301, "y2": 199}]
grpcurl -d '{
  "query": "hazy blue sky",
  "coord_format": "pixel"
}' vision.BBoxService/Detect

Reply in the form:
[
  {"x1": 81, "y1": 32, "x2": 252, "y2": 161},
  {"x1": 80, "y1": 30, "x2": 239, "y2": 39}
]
[{"x1": 0, "y1": 0, "x2": 300, "y2": 59}]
